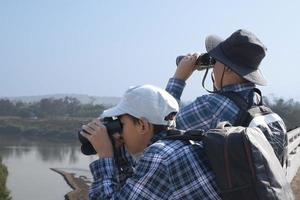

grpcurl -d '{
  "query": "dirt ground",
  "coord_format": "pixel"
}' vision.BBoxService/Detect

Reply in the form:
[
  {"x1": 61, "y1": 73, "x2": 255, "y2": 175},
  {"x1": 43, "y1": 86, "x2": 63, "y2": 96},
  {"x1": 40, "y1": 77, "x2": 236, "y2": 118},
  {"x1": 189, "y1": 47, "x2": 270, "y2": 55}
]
[
  {"x1": 51, "y1": 168, "x2": 89, "y2": 200},
  {"x1": 292, "y1": 168, "x2": 300, "y2": 200}
]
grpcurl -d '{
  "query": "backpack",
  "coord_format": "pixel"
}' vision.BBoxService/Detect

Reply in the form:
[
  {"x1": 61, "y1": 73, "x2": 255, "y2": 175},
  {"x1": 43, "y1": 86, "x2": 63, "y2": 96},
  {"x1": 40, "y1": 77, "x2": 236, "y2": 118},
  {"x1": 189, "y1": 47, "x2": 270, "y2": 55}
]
[
  {"x1": 219, "y1": 88, "x2": 287, "y2": 166},
  {"x1": 164, "y1": 126, "x2": 294, "y2": 200}
]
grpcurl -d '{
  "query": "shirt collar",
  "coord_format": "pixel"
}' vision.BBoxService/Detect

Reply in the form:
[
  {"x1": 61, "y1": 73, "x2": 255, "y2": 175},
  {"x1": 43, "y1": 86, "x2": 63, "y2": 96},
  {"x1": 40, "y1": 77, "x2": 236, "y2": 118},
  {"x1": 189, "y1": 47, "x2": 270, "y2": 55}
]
[
  {"x1": 220, "y1": 82, "x2": 256, "y2": 92},
  {"x1": 150, "y1": 130, "x2": 169, "y2": 144}
]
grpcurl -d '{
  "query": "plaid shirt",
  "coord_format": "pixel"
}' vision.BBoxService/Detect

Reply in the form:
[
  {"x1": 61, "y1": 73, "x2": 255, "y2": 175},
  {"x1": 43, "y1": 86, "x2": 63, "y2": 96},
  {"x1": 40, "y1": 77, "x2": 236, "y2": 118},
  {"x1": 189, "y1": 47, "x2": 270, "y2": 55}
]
[
  {"x1": 89, "y1": 131, "x2": 221, "y2": 200},
  {"x1": 166, "y1": 78, "x2": 256, "y2": 131}
]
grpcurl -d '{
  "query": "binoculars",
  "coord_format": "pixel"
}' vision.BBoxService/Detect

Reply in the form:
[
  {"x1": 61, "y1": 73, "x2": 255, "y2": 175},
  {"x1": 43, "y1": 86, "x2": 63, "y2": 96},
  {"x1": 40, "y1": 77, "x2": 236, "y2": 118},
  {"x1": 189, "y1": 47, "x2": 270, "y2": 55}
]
[
  {"x1": 176, "y1": 53, "x2": 216, "y2": 71},
  {"x1": 78, "y1": 117, "x2": 122, "y2": 155}
]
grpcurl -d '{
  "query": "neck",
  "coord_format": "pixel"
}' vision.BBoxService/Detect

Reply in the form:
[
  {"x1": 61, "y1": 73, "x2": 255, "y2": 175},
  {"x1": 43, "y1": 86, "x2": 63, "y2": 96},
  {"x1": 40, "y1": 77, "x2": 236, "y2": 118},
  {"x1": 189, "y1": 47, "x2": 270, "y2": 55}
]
[
  {"x1": 223, "y1": 77, "x2": 248, "y2": 87},
  {"x1": 221, "y1": 70, "x2": 249, "y2": 88}
]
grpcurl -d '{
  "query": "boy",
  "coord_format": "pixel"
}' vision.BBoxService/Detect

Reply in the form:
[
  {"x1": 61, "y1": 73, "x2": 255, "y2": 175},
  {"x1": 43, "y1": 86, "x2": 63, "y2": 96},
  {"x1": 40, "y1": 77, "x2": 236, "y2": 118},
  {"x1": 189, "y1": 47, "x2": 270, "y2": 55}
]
[{"x1": 81, "y1": 84, "x2": 221, "y2": 199}]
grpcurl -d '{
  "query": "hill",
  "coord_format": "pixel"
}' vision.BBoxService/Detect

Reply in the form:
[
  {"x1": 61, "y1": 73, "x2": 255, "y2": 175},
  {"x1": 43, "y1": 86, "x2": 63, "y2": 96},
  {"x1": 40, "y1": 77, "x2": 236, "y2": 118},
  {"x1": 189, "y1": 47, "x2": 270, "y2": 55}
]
[{"x1": 1, "y1": 94, "x2": 121, "y2": 106}]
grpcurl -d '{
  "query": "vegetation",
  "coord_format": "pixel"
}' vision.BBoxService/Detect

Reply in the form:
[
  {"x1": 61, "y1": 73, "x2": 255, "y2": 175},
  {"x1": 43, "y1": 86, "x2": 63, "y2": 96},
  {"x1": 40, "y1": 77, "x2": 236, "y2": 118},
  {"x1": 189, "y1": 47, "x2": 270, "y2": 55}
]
[
  {"x1": 0, "y1": 97, "x2": 106, "y2": 118},
  {"x1": 264, "y1": 97, "x2": 300, "y2": 130},
  {"x1": 0, "y1": 116, "x2": 92, "y2": 142},
  {"x1": 0, "y1": 157, "x2": 10, "y2": 200},
  {"x1": 0, "y1": 97, "x2": 107, "y2": 142}
]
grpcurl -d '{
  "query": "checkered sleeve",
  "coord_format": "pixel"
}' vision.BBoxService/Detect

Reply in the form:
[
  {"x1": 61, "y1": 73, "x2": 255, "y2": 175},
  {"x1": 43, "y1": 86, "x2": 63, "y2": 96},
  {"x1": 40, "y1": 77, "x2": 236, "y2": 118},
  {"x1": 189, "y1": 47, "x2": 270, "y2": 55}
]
[
  {"x1": 175, "y1": 96, "x2": 214, "y2": 131},
  {"x1": 165, "y1": 77, "x2": 186, "y2": 102},
  {"x1": 165, "y1": 77, "x2": 216, "y2": 131},
  {"x1": 89, "y1": 153, "x2": 171, "y2": 200},
  {"x1": 89, "y1": 157, "x2": 117, "y2": 199}
]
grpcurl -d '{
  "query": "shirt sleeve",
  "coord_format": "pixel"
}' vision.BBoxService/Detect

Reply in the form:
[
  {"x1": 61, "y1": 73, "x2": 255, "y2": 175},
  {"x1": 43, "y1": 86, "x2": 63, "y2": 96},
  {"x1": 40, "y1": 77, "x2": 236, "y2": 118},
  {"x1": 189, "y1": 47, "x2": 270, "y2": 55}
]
[
  {"x1": 175, "y1": 97, "x2": 214, "y2": 131},
  {"x1": 166, "y1": 77, "x2": 214, "y2": 131},
  {"x1": 165, "y1": 77, "x2": 186, "y2": 102},
  {"x1": 89, "y1": 152, "x2": 171, "y2": 200}
]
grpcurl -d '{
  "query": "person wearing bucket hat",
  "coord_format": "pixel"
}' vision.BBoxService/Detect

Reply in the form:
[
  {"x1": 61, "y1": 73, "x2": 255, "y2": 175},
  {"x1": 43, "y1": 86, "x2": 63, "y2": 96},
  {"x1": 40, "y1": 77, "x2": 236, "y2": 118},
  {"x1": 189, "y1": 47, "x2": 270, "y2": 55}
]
[
  {"x1": 81, "y1": 84, "x2": 221, "y2": 199},
  {"x1": 208, "y1": 29, "x2": 267, "y2": 86},
  {"x1": 166, "y1": 29, "x2": 279, "y2": 131}
]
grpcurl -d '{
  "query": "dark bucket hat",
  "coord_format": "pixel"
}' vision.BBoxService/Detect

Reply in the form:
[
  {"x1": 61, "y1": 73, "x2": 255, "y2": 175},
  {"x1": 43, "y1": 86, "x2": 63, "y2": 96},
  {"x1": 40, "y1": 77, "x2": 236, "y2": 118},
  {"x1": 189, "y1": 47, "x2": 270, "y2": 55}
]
[{"x1": 206, "y1": 29, "x2": 267, "y2": 86}]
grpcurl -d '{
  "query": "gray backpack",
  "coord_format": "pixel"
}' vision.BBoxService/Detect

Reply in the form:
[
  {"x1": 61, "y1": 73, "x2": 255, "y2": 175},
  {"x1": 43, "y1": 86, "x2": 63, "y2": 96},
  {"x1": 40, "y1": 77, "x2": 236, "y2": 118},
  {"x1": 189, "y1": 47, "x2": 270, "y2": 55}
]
[
  {"x1": 220, "y1": 88, "x2": 287, "y2": 166},
  {"x1": 165, "y1": 126, "x2": 294, "y2": 200}
]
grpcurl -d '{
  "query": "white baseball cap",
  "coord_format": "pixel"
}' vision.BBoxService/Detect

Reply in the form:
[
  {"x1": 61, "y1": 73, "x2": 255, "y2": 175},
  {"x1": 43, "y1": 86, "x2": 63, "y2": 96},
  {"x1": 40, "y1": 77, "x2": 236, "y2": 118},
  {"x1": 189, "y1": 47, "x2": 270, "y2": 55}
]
[{"x1": 101, "y1": 85, "x2": 179, "y2": 125}]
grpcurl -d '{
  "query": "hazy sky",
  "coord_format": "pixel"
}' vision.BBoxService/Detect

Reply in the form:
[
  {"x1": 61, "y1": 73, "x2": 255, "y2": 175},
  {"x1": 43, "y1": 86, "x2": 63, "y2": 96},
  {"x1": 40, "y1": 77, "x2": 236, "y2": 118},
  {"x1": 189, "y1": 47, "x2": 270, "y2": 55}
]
[{"x1": 1, "y1": 0, "x2": 299, "y2": 101}]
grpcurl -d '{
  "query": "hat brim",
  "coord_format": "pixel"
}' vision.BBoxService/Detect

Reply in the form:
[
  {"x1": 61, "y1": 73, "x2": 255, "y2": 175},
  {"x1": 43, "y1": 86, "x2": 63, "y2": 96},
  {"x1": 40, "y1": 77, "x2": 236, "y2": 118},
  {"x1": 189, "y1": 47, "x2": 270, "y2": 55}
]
[
  {"x1": 209, "y1": 43, "x2": 267, "y2": 86},
  {"x1": 205, "y1": 35, "x2": 223, "y2": 52},
  {"x1": 101, "y1": 103, "x2": 128, "y2": 118}
]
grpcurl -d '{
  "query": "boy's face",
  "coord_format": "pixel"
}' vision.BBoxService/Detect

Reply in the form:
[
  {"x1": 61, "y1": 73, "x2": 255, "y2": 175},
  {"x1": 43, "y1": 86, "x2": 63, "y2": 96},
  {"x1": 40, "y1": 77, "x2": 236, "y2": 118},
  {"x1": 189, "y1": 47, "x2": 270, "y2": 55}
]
[{"x1": 119, "y1": 115, "x2": 152, "y2": 155}]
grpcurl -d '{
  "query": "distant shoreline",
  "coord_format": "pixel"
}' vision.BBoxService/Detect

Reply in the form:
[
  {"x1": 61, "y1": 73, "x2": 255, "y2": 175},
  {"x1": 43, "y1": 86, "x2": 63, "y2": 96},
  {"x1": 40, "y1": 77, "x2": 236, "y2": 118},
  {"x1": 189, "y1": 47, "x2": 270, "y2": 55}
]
[{"x1": 0, "y1": 116, "x2": 91, "y2": 142}]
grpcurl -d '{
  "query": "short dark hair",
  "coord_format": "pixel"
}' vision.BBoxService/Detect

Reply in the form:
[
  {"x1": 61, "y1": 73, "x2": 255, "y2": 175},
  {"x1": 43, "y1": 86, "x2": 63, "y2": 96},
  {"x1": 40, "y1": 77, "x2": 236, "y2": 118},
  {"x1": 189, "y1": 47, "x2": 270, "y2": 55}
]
[{"x1": 127, "y1": 114, "x2": 168, "y2": 134}]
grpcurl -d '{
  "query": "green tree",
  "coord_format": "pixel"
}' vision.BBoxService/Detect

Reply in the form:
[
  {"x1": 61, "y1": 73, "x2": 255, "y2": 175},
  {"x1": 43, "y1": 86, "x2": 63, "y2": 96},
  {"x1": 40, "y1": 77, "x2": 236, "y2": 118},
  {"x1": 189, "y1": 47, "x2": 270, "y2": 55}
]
[
  {"x1": 0, "y1": 100, "x2": 15, "y2": 116},
  {"x1": 264, "y1": 97, "x2": 300, "y2": 130},
  {"x1": 63, "y1": 97, "x2": 81, "y2": 117}
]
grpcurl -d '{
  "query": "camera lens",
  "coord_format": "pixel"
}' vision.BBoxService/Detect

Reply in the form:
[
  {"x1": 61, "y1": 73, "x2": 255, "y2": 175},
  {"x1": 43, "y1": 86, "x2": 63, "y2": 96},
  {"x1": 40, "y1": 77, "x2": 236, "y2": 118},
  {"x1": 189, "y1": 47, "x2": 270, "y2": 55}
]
[
  {"x1": 78, "y1": 117, "x2": 123, "y2": 155},
  {"x1": 103, "y1": 117, "x2": 123, "y2": 135}
]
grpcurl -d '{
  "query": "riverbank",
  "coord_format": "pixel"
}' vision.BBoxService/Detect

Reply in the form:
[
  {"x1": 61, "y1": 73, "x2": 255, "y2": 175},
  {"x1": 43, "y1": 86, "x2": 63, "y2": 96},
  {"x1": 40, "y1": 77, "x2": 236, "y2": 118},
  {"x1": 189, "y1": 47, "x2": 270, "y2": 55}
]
[
  {"x1": 0, "y1": 116, "x2": 92, "y2": 142},
  {"x1": 51, "y1": 168, "x2": 90, "y2": 200}
]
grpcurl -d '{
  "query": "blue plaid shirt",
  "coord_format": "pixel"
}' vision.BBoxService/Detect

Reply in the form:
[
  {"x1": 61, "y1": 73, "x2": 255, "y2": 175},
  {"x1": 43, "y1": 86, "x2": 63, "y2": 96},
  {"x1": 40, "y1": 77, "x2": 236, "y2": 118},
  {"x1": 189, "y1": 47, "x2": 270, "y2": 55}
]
[
  {"x1": 166, "y1": 78, "x2": 256, "y2": 131},
  {"x1": 89, "y1": 131, "x2": 221, "y2": 200}
]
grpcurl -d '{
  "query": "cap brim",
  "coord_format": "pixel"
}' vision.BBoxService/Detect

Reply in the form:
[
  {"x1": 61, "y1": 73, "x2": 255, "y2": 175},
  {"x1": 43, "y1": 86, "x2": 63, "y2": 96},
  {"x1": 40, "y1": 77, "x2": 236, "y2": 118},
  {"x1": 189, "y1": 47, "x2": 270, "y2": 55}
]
[
  {"x1": 205, "y1": 35, "x2": 223, "y2": 52},
  {"x1": 101, "y1": 102, "x2": 127, "y2": 118},
  {"x1": 209, "y1": 45, "x2": 267, "y2": 86}
]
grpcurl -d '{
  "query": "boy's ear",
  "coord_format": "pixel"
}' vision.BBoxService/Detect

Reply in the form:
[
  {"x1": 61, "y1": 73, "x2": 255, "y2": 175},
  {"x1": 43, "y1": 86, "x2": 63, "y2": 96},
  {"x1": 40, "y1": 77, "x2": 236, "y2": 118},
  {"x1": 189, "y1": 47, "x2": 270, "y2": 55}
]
[{"x1": 138, "y1": 117, "x2": 151, "y2": 134}]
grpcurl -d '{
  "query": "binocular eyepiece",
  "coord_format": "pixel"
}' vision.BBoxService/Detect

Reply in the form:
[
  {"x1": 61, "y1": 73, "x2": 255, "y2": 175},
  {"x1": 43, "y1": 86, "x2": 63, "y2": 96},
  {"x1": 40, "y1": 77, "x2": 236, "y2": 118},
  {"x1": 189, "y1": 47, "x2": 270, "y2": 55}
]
[
  {"x1": 78, "y1": 117, "x2": 122, "y2": 155},
  {"x1": 176, "y1": 53, "x2": 216, "y2": 70}
]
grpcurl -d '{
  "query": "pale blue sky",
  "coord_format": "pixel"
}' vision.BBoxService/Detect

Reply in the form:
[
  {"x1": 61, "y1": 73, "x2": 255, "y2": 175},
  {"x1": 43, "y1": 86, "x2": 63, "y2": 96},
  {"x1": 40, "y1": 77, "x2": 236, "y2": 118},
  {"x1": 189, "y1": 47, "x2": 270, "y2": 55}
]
[{"x1": 1, "y1": 0, "x2": 299, "y2": 101}]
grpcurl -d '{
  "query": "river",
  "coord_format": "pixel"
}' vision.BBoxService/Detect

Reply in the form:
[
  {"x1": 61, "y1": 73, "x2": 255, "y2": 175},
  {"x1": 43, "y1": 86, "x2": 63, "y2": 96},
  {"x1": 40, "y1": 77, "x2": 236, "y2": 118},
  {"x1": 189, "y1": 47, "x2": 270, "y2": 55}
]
[{"x1": 0, "y1": 136, "x2": 97, "y2": 200}]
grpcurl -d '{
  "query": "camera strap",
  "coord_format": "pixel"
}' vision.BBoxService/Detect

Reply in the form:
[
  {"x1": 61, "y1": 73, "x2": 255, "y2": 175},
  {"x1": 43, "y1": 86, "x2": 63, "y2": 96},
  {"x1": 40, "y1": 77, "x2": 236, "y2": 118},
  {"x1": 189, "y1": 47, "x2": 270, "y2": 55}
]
[{"x1": 201, "y1": 68, "x2": 216, "y2": 93}]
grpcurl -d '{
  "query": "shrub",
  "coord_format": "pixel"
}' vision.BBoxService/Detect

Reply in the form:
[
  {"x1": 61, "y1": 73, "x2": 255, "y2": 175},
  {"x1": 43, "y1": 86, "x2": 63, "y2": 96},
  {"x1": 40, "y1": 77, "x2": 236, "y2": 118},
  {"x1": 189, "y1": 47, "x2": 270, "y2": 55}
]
[{"x1": 0, "y1": 157, "x2": 11, "y2": 200}]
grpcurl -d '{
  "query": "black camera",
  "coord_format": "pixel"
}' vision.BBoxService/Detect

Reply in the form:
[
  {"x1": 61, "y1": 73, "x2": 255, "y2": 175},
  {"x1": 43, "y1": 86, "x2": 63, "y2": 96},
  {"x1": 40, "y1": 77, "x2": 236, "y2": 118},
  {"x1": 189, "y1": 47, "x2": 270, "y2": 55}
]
[
  {"x1": 78, "y1": 117, "x2": 122, "y2": 155},
  {"x1": 176, "y1": 53, "x2": 216, "y2": 70}
]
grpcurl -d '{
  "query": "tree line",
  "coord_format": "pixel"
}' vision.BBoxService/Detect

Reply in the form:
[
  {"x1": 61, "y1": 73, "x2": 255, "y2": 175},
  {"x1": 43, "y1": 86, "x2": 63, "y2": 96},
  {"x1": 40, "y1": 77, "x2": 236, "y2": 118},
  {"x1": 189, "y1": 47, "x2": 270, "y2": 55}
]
[
  {"x1": 264, "y1": 97, "x2": 300, "y2": 130},
  {"x1": 0, "y1": 96, "x2": 299, "y2": 130},
  {"x1": 0, "y1": 97, "x2": 106, "y2": 118}
]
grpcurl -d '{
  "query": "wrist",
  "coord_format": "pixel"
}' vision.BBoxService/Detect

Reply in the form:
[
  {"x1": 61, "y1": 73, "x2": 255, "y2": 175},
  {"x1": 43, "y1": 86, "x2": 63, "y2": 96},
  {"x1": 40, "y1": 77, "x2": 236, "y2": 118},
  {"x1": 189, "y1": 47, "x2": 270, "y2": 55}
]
[
  {"x1": 173, "y1": 67, "x2": 194, "y2": 81},
  {"x1": 173, "y1": 72, "x2": 189, "y2": 81}
]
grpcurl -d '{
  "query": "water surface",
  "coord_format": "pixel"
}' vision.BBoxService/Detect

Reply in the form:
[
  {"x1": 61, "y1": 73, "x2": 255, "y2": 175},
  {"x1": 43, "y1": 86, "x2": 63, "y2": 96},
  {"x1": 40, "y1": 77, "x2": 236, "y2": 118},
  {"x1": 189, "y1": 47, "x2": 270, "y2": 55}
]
[{"x1": 0, "y1": 137, "x2": 97, "y2": 200}]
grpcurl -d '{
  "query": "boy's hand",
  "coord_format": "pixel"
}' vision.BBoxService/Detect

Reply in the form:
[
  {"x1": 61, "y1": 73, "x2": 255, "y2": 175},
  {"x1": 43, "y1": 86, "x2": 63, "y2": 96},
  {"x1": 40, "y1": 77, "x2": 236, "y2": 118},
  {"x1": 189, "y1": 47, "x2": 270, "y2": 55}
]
[{"x1": 80, "y1": 119, "x2": 114, "y2": 158}]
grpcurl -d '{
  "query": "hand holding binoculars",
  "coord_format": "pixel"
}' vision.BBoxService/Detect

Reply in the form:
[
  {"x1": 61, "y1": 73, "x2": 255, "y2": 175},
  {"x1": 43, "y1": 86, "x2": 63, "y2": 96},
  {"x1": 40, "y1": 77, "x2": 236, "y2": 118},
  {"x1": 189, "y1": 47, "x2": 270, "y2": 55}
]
[{"x1": 176, "y1": 53, "x2": 216, "y2": 71}]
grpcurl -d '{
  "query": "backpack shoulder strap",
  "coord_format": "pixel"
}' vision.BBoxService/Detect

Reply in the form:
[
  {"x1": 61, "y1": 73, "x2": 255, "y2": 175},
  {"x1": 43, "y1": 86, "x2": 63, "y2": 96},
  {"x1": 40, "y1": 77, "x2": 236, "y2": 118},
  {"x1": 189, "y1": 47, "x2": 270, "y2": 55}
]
[
  {"x1": 220, "y1": 91, "x2": 250, "y2": 110},
  {"x1": 163, "y1": 129, "x2": 204, "y2": 141},
  {"x1": 220, "y1": 88, "x2": 265, "y2": 126},
  {"x1": 219, "y1": 90, "x2": 253, "y2": 126}
]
